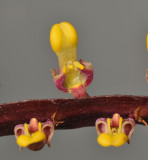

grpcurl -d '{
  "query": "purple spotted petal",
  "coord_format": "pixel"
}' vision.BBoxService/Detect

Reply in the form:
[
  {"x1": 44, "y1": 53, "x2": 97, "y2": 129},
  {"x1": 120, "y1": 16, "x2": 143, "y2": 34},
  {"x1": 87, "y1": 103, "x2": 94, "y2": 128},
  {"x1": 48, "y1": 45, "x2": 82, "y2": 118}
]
[
  {"x1": 42, "y1": 121, "x2": 54, "y2": 147},
  {"x1": 14, "y1": 124, "x2": 25, "y2": 138},
  {"x1": 95, "y1": 118, "x2": 108, "y2": 135},
  {"x1": 52, "y1": 69, "x2": 68, "y2": 93},
  {"x1": 122, "y1": 118, "x2": 135, "y2": 143},
  {"x1": 14, "y1": 124, "x2": 26, "y2": 150},
  {"x1": 51, "y1": 59, "x2": 93, "y2": 96},
  {"x1": 79, "y1": 59, "x2": 93, "y2": 87}
]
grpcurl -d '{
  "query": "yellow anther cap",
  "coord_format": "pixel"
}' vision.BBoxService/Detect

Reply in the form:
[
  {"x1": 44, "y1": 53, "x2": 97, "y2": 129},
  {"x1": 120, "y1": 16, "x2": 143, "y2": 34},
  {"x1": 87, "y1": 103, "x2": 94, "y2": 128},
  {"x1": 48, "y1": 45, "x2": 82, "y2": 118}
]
[{"x1": 50, "y1": 22, "x2": 78, "y2": 53}]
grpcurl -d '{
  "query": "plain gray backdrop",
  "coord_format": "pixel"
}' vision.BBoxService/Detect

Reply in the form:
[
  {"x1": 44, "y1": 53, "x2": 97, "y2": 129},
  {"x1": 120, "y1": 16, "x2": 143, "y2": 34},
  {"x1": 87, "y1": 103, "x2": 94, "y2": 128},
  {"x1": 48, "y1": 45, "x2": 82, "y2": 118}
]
[{"x1": 0, "y1": 0, "x2": 148, "y2": 159}]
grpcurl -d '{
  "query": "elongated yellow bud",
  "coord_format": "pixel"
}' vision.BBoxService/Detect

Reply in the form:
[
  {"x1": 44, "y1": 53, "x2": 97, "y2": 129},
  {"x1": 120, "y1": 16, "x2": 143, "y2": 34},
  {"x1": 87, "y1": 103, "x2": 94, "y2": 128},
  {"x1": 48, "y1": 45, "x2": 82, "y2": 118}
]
[
  {"x1": 50, "y1": 22, "x2": 93, "y2": 98},
  {"x1": 50, "y1": 24, "x2": 63, "y2": 53},
  {"x1": 50, "y1": 22, "x2": 78, "y2": 53},
  {"x1": 50, "y1": 22, "x2": 78, "y2": 67}
]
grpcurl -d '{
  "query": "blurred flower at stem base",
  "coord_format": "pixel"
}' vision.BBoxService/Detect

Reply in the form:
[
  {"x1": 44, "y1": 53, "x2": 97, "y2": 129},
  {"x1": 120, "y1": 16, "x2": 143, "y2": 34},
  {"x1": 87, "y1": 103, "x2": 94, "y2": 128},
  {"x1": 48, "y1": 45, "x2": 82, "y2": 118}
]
[
  {"x1": 50, "y1": 22, "x2": 93, "y2": 98},
  {"x1": 95, "y1": 113, "x2": 135, "y2": 147},
  {"x1": 14, "y1": 118, "x2": 54, "y2": 151}
]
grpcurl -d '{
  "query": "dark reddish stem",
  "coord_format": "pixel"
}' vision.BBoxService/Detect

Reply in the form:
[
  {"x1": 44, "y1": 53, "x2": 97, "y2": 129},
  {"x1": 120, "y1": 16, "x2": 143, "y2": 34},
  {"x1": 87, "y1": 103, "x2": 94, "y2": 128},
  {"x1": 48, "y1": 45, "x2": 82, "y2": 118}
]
[{"x1": 1, "y1": 95, "x2": 148, "y2": 137}]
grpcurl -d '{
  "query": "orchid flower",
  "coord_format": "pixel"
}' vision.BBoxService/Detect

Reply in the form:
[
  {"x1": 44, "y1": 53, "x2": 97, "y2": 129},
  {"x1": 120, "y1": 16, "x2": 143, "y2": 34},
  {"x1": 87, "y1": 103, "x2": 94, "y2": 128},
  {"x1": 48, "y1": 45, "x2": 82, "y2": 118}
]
[
  {"x1": 14, "y1": 118, "x2": 54, "y2": 151},
  {"x1": 95, "y1": 113, "x2": 135, "y2": 147},
  {"x1": 50, "y1": 22, "x2": 93, "y2": 98}
]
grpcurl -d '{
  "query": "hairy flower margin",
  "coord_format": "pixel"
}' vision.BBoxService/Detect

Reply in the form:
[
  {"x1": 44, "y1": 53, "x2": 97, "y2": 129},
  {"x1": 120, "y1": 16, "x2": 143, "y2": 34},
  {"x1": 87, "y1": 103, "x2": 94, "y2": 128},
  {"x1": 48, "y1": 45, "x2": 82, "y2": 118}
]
[
  {"x1": 50, "y1": 22, "x2": 93, "y2": 98},
  {"x1": 95, "y1": 113, "x2": 135, "y2": 147},
  {"x1": 14, "y1": 118, "x2": 54, "y2": 151}
]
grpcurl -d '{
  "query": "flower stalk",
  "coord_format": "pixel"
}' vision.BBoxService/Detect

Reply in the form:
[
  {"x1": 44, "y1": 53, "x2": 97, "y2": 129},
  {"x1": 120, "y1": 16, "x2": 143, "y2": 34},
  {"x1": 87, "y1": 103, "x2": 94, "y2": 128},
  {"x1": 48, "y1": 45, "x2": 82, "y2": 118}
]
[{"x1": 0, "y1": 95, "x2": 148, "y2": 137}]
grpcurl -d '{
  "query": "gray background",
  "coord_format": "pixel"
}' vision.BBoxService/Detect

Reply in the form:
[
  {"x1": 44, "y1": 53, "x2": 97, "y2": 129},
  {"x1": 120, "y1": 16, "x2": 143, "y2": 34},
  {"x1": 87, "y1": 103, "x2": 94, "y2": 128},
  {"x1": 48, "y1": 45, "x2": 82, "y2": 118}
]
[{"x1": 0, "y1": 0, "x2": 148, "y2": 159}]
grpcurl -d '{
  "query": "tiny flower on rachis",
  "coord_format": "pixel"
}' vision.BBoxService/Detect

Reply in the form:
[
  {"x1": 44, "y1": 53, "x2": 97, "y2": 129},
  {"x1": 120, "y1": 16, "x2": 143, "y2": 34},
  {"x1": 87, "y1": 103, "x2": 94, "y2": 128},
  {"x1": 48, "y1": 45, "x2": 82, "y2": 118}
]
[
  {"x1": 95, "y1": 113, "x2": 135, "y2": 147},
  {"x1": 50, "y1": 22, "x2": 93, "y2": 98},
  {"x1": 14, "y1": 118, "x2": 54, "y2": 151}
]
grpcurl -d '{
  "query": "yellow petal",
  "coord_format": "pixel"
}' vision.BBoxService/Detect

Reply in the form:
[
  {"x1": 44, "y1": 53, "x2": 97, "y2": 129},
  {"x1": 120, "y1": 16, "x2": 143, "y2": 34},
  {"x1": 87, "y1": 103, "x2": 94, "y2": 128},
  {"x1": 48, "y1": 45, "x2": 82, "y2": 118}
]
[
  {"x1": 17, "y1": 135, "x2": 31, "y2": 147},
  {"x1": 24, "y1": 123, "x2": 30, "y2": 136},
  {"x1": 107, "y1": 118, "x2": 112, "y2": 134},
  {"x1": 112, "y1": 133, "x2": 128, "y2": 147},
  {"x1": 38, "y1": 122, "x2": 42, "y2": 132},
  {"x1": 97, "y1": 133, "x2": 112, "y2": 147},
  {"x1": 63, "y1": 65, "x2": 67, "y2": 73},
  {"x1": 117, "y1": 117, "x2": 123, "y2": 133},
  {"x1": 73, "y1": 61, "x2": 84, "y2": 70},
  {"x1": 31, "y1": 131, "x2": 46, "y2": 144},
  {"x1": 16, "y1": 131, "x2": 46, "y2": 147},
  {"x1": 68, "y1": 64, "x2": 74, "y2": 70}
]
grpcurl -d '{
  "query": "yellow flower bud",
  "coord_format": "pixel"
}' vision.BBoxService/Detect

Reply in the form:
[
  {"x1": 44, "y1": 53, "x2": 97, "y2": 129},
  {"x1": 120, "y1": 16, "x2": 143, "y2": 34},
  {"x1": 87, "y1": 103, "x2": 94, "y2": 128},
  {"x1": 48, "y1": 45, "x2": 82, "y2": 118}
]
[
  {"x1": 50, "y1": 22, "x2": 78, "y2": 67},
  {"x1": 50, "y1": 22, "x2": 78, "y2": 53},
  {"x1": 50, "y1": 24, "x2": 63, "y2": 53}
]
